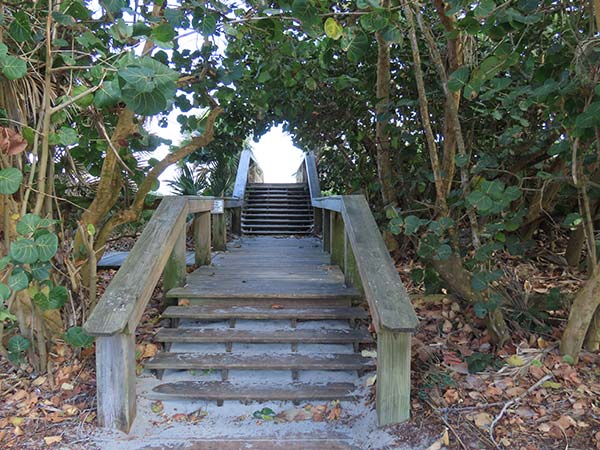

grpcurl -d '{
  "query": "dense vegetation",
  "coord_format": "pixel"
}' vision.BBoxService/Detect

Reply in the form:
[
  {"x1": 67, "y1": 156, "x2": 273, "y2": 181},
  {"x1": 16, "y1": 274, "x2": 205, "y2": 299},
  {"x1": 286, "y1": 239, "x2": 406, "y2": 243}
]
[{"x1": 0, "y1": 0, "x2": 598, "y2": 380}]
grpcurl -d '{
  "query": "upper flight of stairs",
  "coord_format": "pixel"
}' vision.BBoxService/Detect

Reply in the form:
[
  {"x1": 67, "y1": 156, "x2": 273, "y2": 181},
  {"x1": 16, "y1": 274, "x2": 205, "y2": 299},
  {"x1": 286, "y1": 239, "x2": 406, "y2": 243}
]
[
  {"x1": 144, "y1": 237, "x2": 374, "y2": 408},
  {"x1": 241, "y1": 183, "x2": 313, "y2": 235}
]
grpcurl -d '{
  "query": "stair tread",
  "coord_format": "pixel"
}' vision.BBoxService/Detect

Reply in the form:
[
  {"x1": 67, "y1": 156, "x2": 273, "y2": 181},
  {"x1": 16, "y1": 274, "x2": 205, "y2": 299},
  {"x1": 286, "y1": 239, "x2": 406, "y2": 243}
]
[
  {"x1": 163, "y1": 305, "x2": 368, "y2": 320},
  {"x1": 144, "y1": 352, "x2": 375, "y2": 370},
  {"x1": 155, "y1": 327, "x2": 373, "y2": 344},
  {"x1": 150, "y1": 381, "x2": 358, "y2": 401},
  {"x1": 242, "y1": 224, "x2": 313, "y2": 229}
]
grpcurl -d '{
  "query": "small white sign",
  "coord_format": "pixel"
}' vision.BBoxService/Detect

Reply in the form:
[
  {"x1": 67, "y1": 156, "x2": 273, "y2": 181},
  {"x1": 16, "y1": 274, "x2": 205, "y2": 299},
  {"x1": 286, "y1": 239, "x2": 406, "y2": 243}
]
[{"x1": 211, "y1": 199, "x2": 224, "y2": 214}]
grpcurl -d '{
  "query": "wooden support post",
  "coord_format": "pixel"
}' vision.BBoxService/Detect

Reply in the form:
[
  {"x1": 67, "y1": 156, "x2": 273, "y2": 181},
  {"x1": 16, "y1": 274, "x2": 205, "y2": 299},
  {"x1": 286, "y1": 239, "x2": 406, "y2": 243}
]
[
  {"x1": 193, "y1": 211, "x2": 211, "y2": 266},
  {"x1": 344, "y1": 232, "x2": 363, "y2": 293},
  {"x1": 323, "y1": 209, "x2": 331, "y2": 253},
  {"x1": 330, "y1": 211, "x2": 345, "y2": 270},
  {"x1": 163, "y1": 227, "x2": 186, "y2": 306},
  {"x1": 96, "y1": 333, "x2": 136, "y2": 432},
  {"x1": 231, "y1": 208, "x2": 242, "y2": 236},
  {"x1": 314, "y1": 207, "x2": 322, "y2": 235},
  {"x1": 377, "y1": 330, "x2": 411, "y2": 426},
  {"x1": 212, "y1": 213, "x2": 226, "y2": 251}
]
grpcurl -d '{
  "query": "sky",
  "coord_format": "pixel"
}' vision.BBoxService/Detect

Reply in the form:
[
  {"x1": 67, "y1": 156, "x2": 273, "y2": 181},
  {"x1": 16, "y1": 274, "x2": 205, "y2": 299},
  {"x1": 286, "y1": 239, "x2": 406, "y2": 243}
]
[{"x1": 149, "y1": 119, "x2": 304, "y2": 194}]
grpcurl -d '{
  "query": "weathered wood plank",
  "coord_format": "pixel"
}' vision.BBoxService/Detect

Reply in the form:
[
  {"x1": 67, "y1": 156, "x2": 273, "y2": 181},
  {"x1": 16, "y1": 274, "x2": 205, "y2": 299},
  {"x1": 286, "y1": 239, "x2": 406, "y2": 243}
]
[
  {"x1": 330, "y1": 211, "x2": 345, "y2": 270},
  {"x1": 376, "y1": 331, "x2": 411, "y2": 425},
  {"x1": 155, "y1": 328, "x2": 373, "y2": 344},
  {"x1": 231, "y1": 208, "x2": 242, "y2": 235},
  {"x1": 163, "y1": 227, "x2": 186, "y2": 305},
  {"x1": 232, "y1": 149, "x2": 254, "y2": 199},
  {"x1": 96, "y1": 333, "x2": 136, "y2": 432},
  {"x1": 212, "y1": 213, "x2": 226, "y2": 251},
  {"x1": 341, "y1": 195, "x2": 418, "y2": 332},
  {"x1": 185, "y1": 197, "x2": 215, "y2": 214},
  {"x1": 84, "y1": 197, "x2": 188, "y2": 336},
  {"x1": 150, "y1": 381, "x2": 357, "y2": 401},
  {"x1": 303, "y1": 152, "x2": 322, "y2": 199},
  {"x1": 193, "y1": 211, "x2": 211, "y2": 266},
  {"x1": 144, "y1": 352, "x2": 375, "y2": 371},
  {"x1": 162, "y1": 305, "x2": 368, "y2": 320},
  {"x1": 323, "y1": 209, "x2": 331, "y2": 253},
  {"x1": 138, "y1": 438, "x2": 358, "y2": 450},
  {"x1": 311, "y1": 196, "x2": 342, "y2": 212}
]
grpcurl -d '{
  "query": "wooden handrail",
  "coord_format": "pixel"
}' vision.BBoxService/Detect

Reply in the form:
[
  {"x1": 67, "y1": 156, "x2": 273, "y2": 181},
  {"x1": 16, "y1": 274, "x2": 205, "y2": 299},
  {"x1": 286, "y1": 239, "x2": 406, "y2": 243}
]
[
  {"x1": 300, "y1": 152, "x2": 418, "y2": 426},
  {"x1": 231, "y1": 148, "x2": 260, "y2": 200}
]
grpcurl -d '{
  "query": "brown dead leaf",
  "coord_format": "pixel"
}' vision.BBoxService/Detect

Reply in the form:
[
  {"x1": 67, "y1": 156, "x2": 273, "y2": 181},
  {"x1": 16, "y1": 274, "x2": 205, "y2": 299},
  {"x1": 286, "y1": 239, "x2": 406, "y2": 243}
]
[
  {"x1": 310, "y1": 404, "x2": 328, "y2": 422},
  {"x1": 276, "y1": 408, "x2": 311, "y2": 422},
  {"x1": 443, "y1": 388, "x2": 460, "y2": 405},
  {"x1": 44, "y1": 436, "x2": 62, "y2": 445},
  {"x1": 0, "y1": 127, "x2": 28, "y2": 155},
  {"x1": 142, "y1": 343, "x2": 158, "y2": 359},
  {"x1": 178, "y1": 299, "x2": 190, "y2": 306},
  {"x1": 473, "y1": 412, "x2": 492, "y2": 429},
  {"x1": 270, "y1": 304, "x2": 284, "y2": 309},
  {"x1": 172, "y1": 413, "x2": 188, "y2": 422},
  {"x1": 554, "y1": 415, "x2": 576, "y2": 430},
  {"x1": 426, "y1": 429, "x2": 449, "y2": 450},
  {"x1": 13, "y1": 426, "x2": 23, "y2": 436},
  {"x1": 327, "y1": 401, "x2": 342, "y2": 421}
]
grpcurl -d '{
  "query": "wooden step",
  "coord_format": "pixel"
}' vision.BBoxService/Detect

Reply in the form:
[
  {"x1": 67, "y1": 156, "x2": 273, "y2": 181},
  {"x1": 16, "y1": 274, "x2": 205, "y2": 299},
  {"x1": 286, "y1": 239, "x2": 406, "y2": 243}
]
[
  {"x1": 242, "y1": 231, "x2": 313, "y2": 235},
  {"x1": 242, "y1": 224, "x2": 313, "y2": 230},
  {"x1": 162, "y1": 306, "x2": 368, "y2": 320},
  {"x1": 242, "y1": 213, "x2": 314, "y2": 219},
  {"x1": 150, "y1": 381, "x2": 358, "y2": 401},
  {"x1": 243, "y1": 208, "x2": 313, "y2": 213},
  {"x1": 155, "y1": 328, "x2": 373, "y2": 344},
  {"x1": 173, "y1": 298, "x2": 354, "y2": 308},
  {"x1": 138, "y1": 439, "x2": 357, "y2": 450},
  {"x1": 144, "y1": 352, "x2": 375, "y2": 371},
  {"x1": 242, "y1": 218, "x2": 313, "y2": 224}
]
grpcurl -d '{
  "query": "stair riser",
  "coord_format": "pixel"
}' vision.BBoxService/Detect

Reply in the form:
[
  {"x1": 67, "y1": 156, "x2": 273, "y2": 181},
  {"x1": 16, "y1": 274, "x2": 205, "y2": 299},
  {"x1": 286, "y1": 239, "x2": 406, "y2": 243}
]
[{"x1": 172, "y1": 298, "x2": 354, "y2": 308}]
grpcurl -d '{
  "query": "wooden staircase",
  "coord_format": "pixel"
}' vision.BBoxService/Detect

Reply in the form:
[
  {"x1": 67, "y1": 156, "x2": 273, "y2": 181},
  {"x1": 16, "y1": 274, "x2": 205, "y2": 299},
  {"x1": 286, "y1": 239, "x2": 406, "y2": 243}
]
[
  {"x1": 144, "y1": 237, "x2": 375, "y2": 406},
  {"x1": 83, "y1": 150, "x2": 418, "y2": 441},
  {"x1": 241, "y1": 183, "x2": 313, "y2": 235}
]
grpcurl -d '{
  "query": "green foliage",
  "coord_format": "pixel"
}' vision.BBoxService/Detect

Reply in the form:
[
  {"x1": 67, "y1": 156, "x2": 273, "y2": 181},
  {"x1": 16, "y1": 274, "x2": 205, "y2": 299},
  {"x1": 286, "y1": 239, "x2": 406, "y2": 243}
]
[
  {"x1": 0, "y1": 168, "x2": 23, "y2": 194},
  {"x1": 465, "y1": 352, "x2": 503, "y2": 373},
  {"x1": 64, "y1": 326, "x2": 95, "y2": 348},
  {"x1": 7, "y1": 335, "x2": 30, "y2": 364}
]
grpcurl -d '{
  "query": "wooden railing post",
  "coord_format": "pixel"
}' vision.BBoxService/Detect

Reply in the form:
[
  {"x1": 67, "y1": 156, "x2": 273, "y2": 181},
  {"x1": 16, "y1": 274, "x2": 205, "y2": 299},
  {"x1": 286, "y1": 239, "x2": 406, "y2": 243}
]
[
  {"x1": 330, "y1": 211, "x2": 345, "y2": 270},
  {"x1": 231, "y1": 208, "x2": 242, "y2": 235},
  {"x1": 163, "y1": 226, "x2": 186, "y2": 306},
  {"x1": 96, "y1": 332, "x2": 136, "y2": 431},
  {"x1": 314, "y1": 207, "x2": 322, "y2": 235},
  {"x1": 377, "y1": 330, "x2": 411, "y2": 425},
  {"x1": 212, "y1": 212, "x2": 226, "y2": 251},
  {"x1": 322, "y1": 209, "x2": 331, "y2": 253},
  {"x1": 193, "y1": 211, "x2": 211, "y2": 266}
]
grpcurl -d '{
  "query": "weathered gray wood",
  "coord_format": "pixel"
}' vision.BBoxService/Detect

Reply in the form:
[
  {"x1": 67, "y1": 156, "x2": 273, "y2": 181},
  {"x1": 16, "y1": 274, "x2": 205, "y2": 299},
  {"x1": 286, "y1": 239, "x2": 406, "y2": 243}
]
[
  {"x1": 330, "y1": 211, "x2": 345, "y2": 270},
  {"x1": 303, "y1": 152, "x2": 322, "y2": 199},
  {"x1": 193, "y1": 211, "x2": 211, "y2": 266},
  {"x1": 311, "y1": 196, "x2": 342, "y2": 212},
  {"x1": 232, "y1": 149, "x2": 254, "y2": 199},
  {"x1": 84, "y1": 197, "x2": 188, "y2": 336},
  {"x1": 224, "y1": 198, "x2": 243, "y2": 208},
  {"x1": 323, "y1": 209, "x2": 331, "y2": 253},
  {"x1": 151, "y1": 381, "x2": 357, "y2": 401},
  {"x1": 376, "y1": 331, "x2": 411, "y2": 425},
  {"x1": 138, "y1": 438, "x2": 357, "y2": 450},
  {"x1": 341, "y1": 196, "x2": 417, "y2": 332},
  {"x1": 212, "y1": 213, "x2": 226, "y2": 251},
  {"x1": 344, "y1": 232, "x2": 364, "y2": 294},
  {"x1": 314, "y1": 207, "x2": 322, "y2": 235},
  {"x1": 182, "y1": 297, "x2": 352, "y2": 308},
  {"x1": 145, "y1": 352, "x2": 375, "y2": 371},
  {"x1": 231, "y1": 208, "x2": 242, "y2": 235},
  {"x1": 96, "y1": 333, "x2": 136, "y2": 432},
  {"x1": 163, "y1": 227, "x2": 186, "y2": 304},
  {"x1": 155, "y1": 327, "x2": 373, "y2": 344},
  {"x1": 162, "y1": 305, "x2": 368, "y2": 320},
  {"x1": 186, "y1": 197, "x2": 216, "y2": 214}
]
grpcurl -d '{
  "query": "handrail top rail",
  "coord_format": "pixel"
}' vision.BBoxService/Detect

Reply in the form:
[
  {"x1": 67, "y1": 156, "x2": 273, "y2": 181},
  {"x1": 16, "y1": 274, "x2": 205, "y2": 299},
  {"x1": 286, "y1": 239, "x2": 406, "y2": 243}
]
[
  {"x1": 300, "y1": 155, "x2": 418, "y2": 333},
  {"x1": 84, "y1": 196, "x2": 216, "y2": 337}
]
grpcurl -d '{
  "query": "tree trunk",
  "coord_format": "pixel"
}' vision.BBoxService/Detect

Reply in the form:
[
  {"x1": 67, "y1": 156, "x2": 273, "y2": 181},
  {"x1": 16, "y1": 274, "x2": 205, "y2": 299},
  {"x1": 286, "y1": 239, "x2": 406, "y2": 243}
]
[
  {"x1": 374, "y1": 0, "x2": 398, "y2": 208},
  {"x1": 584, "y1": 305, "x2": 600, "y2": 351},
  {"x1": 432, "y1": 253, "x2": 510, "y2": 346},
  {"x1": 566, "y1": 224, "x2": 586, "y2": 267},
  {"x1": 561, "y1": 267, "x2": 600, "y2": 360}
]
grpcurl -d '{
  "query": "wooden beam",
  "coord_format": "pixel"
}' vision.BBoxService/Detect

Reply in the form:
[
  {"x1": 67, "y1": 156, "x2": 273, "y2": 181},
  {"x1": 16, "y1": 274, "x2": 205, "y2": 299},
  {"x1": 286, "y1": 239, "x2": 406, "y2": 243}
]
[
  {"x1": 163, "y1": 226, "x2": 186, "y2": 304},
  {"x1": 193, "y1": 211, "x2": 211, "y2": 266},
  {"x1": 304, "y1": 152, "x2": 322, "y2": 199},
  {"x1": 186, "y1": 197, "x2": 215, "y2": 214},
  {"x1": 95, "y1": 333, "x2": 136, "y2": 432},
  {"x1": 330, "y1": 211, "x2": 345, "y2": 270},
  {"x1": 232, "y1": 149, "x2": 253, "y2": 199},
  {"x1": 84, "y1": 197, "x2": 188, "y2": 336},
  {"x1": 212, "y1": 213, "x2": 226, "y2": 251},
  {"x1": 377, "y1": 330, "x2": 411, "y2": 426},
  {"x1": 341, "y1": 195, "x2": 417, "y2": 332},
  {"x1": 323, "y1": 209, "x2": 331, "y2": 253},
  {"x1": 314, "y1": 207, "x2": 322, "y2": 235},
  {"x1": 312, "y1": 196, "x2": 342, "y2": 212},
  {"x1": 231, "y1": 208, "x2": 242, "y2": 235}
]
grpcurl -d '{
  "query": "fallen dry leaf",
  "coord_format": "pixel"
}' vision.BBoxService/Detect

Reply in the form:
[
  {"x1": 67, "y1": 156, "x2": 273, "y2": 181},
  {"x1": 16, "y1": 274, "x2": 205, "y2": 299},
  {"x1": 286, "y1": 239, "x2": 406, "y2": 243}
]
[
  {"x1": 474, "y1": 412, "x2": 493, "y2": 429},
  {"x1": 443, "y1": 388, "x2": 460, "y2": 405},
  {"x1": 44, "y1": 436, "x2": 62, "y2": 445}
]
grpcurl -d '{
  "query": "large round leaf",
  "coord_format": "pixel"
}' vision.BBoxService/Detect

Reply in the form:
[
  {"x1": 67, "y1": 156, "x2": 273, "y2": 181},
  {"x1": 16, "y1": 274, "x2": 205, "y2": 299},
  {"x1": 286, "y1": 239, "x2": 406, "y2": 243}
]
[
  {"x1": 7, "y1": 335, "x2": 30, "y2": 353},
  {"x1": 10, "y1": 239, "x2": 39, "y2": 264},
  {"x1": 0, "y1": 282, "x2": 10, "y2": 301},
  {"x1": 48, "y1": 286, "x2": 68, "y2": 309},
  {"x1": 64, "y1": 326, "x2": 95, "y2": 348},
  {"x1": 35, "y1": 233, "x2": 58, "y2": 262},
  {"x1": 0, "y1": 167, "x2": 23, "y2": 194},
  {"x1": 1, "y1": 55, "x2": 27, "y2": 80},
  {"x1": 8, "y1": 271, "x2": 29, "y2": 292},
  {"x1": 16, "y1": 213, "x2": 41, "y2": 236}
]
